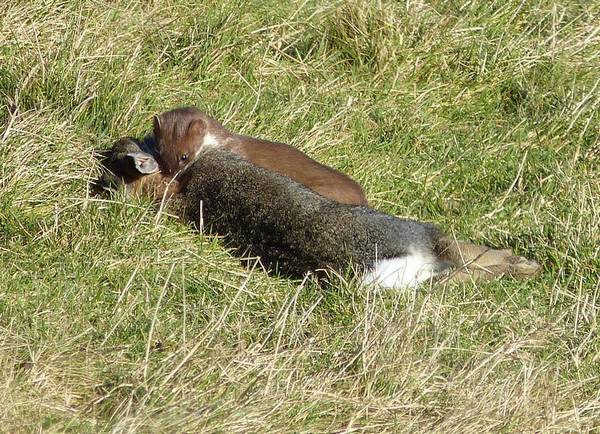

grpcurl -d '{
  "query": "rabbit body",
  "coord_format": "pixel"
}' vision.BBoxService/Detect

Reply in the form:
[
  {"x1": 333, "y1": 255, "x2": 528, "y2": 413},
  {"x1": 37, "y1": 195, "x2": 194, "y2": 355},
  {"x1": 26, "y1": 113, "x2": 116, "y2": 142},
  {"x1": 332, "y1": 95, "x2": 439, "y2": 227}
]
[{"x1": 172, "y1": 147, "x2": 450, "y2": 288}]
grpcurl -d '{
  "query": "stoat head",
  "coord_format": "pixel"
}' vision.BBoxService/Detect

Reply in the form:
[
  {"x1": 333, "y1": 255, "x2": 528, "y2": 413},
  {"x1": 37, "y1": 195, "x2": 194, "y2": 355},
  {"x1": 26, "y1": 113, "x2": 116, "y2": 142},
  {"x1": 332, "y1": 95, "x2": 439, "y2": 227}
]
[{"x1": 153, "y1": 107, "x2": 223, "y2": 175}]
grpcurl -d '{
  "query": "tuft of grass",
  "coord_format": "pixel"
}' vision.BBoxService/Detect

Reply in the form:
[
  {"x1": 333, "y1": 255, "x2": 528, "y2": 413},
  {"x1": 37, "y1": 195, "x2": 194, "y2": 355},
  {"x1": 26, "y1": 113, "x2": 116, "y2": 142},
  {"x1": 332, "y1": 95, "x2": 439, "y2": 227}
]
[{"x1": 1, "y1": 0, "x2": 599, "y2": 431}]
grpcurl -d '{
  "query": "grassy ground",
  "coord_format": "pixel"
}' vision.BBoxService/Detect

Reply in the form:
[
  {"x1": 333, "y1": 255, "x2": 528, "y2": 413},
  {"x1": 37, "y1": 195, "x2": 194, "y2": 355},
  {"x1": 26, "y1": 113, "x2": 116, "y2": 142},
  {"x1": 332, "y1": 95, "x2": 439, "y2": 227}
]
[{"x1": 1, "y1": 0, "x2": 599, "y2": 431}]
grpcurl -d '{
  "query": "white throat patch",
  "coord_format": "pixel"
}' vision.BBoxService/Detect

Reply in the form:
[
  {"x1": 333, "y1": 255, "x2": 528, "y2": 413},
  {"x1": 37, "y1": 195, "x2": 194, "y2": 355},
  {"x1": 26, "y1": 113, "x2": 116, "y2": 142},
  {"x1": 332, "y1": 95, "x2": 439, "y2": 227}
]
[
  {"x1": 190, "y1": 132, "x2": 221, "y2": 163},
  {"x1": 202, "y1": 132, "x2": 220, "y2": 148}
]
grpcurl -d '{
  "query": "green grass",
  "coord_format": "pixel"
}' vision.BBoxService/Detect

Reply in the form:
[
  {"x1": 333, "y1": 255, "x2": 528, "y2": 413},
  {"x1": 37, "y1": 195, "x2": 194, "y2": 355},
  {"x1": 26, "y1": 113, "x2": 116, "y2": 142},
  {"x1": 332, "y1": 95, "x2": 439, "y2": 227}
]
[{"x1": 1, "y1": 0, "x2": 599, "y2": 431}]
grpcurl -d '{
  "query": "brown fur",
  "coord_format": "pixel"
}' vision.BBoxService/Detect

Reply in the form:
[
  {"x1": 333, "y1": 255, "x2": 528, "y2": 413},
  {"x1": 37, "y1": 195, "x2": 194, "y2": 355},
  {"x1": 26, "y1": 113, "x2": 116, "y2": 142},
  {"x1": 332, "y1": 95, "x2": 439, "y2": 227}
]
[
  {"x1": 127, "y1": 171, "x2": 181, "y2": 198},
  {"x1": 436, "y1": 236, "x2": 541, "y2": 283},
  {"x1": 153, "y1": 107, "x2": 369, "y2": 206}
]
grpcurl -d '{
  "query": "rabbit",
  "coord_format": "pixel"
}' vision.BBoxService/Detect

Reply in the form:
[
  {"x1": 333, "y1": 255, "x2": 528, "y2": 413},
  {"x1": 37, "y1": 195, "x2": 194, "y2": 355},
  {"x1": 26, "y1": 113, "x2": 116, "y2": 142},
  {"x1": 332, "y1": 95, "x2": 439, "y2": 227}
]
[{"x1": 97, "y1": 138, "x2": 541, "y2": 289}]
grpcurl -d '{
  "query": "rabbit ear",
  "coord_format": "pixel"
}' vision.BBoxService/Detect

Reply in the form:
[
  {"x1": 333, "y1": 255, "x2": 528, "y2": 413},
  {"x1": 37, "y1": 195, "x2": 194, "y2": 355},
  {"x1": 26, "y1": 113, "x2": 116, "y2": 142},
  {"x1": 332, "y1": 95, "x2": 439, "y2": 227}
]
[{"x1": 127, "y1": 152, "x2": 159, "y2": 174}]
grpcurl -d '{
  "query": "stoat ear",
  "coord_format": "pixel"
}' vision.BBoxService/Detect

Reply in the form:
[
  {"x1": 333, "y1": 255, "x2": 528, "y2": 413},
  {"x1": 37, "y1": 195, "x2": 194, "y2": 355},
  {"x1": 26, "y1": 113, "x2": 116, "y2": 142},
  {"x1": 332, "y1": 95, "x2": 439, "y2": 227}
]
[
  {"x1": 153, "y1": 115, "x2": 161, "y2": 138},
  {"x1": 126, "y1": 152, "x2": 159, "y2": 174},
  {"x1": 188, "y1": 118, "x2": 206, "y2": 138}
]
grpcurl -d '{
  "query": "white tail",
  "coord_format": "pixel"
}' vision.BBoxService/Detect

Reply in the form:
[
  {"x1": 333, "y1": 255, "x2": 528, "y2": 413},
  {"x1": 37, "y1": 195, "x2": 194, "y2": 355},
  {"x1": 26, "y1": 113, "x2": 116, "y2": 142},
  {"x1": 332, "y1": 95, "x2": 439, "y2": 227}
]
[{"x1": 362, "y1": 249, "x2": 446, "y2": 290}]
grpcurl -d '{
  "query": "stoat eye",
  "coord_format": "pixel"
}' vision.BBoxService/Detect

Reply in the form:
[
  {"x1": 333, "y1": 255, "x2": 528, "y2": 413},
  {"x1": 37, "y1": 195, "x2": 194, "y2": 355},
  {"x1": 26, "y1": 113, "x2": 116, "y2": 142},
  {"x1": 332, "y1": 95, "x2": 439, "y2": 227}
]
[{"x1": 180, "y1": 154, "x2": 188, "y2": 162}]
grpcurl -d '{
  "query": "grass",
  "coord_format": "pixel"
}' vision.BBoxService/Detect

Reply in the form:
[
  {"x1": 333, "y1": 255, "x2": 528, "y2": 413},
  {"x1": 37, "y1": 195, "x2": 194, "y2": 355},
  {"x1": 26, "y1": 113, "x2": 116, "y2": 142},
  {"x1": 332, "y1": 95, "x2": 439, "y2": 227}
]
[{"x1": 1, "y1": 0, "x2": 599, "y2": 431}]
